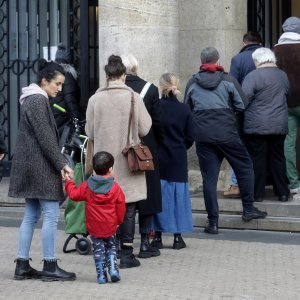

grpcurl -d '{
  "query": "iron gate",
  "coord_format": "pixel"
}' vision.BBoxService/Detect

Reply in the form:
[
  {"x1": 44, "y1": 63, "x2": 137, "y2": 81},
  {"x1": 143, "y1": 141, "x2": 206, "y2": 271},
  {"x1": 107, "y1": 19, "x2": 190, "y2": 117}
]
[
  {"x1": 0, "y1": 0, "x2": 98, "y2": 175},
  {"x1": 247, "y1": 0, "x2": 291, "y2": 47}
]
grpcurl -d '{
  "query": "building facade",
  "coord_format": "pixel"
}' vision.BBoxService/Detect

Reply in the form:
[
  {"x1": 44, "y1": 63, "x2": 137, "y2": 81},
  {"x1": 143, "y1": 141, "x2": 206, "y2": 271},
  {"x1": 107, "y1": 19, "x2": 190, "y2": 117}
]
[{"x1": 2, "y1": 0, "x2": 299, "y2": 189}]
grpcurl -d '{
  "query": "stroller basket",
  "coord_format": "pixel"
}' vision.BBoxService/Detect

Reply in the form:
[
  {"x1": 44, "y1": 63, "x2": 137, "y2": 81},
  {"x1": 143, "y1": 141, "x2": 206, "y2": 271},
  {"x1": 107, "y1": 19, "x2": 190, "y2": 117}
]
[{"x1": 63, "y1": 162, "x2": 92, "y2": 255}]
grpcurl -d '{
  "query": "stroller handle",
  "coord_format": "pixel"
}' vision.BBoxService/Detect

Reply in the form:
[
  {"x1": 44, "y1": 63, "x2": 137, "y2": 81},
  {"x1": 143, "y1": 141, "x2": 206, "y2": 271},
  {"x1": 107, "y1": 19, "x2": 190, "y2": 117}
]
[{"x1": 53, "y1": 103, "x2": 66, "y2": 113}]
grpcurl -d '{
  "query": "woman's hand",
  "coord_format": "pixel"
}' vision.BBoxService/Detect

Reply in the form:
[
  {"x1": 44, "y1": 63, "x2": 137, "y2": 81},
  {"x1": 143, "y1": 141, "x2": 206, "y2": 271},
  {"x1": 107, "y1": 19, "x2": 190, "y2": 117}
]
[
  {"x1": 61, "y1": 165, "x2": 74, "y2": 180},
  {"x1": 0, "y1": 153, "x2": 4, "y2": 160}
]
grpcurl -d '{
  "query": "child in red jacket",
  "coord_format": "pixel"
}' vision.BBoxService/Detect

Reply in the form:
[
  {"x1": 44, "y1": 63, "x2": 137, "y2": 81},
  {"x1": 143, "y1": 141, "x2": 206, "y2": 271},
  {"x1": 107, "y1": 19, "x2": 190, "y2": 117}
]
[{"x1": 65, "y1": 151, "x2": 126, "y2": 284}]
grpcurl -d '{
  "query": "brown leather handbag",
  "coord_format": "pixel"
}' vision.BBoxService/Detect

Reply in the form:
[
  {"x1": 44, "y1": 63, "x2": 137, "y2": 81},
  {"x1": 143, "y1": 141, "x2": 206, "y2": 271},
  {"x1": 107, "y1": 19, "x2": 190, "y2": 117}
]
[{"x1": 122, "y1": 92, "x2": 154, "y2": 172}]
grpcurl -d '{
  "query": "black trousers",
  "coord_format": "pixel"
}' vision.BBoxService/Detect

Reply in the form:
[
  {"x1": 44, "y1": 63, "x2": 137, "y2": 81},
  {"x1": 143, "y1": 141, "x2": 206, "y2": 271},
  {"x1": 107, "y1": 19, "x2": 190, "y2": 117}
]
[
  {"x1": 118, "y1": 202, "x2": 153, "y2": 245},
  {"x1": 196, "y1": 138, "x2": 254, "y2": 224},
  {"x1": 243, "y1": 134, "x2": 289, "y2": 199}
]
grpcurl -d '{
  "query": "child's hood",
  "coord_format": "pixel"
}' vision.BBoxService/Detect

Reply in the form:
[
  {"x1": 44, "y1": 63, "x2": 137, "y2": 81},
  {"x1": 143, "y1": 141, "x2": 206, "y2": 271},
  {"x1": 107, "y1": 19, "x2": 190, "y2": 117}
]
[{"x1": 87, "y1": 175, "x2": 114, "y2": 194}]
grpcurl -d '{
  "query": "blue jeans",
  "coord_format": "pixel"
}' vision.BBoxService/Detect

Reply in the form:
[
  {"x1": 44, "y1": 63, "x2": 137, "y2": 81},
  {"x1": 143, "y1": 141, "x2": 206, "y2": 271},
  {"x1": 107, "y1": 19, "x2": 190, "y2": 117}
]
[
  {"x1": 18, "y1": 198, "x2": 60, "y2": 260},
  {"x1": 230, "y1": 168, "x2": 238, "y2": 186}
]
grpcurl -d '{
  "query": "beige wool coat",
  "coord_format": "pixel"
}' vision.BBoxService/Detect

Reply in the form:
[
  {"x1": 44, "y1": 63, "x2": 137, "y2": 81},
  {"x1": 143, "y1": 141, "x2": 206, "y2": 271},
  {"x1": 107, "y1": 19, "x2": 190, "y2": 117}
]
[{"x1": 85, "y1": 80, "x2": 152, "y2": 203}]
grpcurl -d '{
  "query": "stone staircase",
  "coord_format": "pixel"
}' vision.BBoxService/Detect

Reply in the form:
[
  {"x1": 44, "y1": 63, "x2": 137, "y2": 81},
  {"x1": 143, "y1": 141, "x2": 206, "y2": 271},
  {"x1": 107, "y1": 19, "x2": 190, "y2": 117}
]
[
  {"x1": 2, "y1": 175, "x2": 300, "y2": 232},
  {"x1": 191, "y1": 189, "x2": 300, "y2": 232}
]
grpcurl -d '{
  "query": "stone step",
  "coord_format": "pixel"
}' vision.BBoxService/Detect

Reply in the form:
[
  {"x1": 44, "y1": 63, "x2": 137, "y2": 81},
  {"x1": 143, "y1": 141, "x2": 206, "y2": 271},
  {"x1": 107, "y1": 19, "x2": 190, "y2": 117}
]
[
  {"x1": 190, "y1": 194, "x2": 300, "y2": 218},
  {"x1": 193, "y1": 213, "x2": 300, "y2": 232},
  {"x1": 191, "y1": 191, "x2": 300, "y2": 232}
]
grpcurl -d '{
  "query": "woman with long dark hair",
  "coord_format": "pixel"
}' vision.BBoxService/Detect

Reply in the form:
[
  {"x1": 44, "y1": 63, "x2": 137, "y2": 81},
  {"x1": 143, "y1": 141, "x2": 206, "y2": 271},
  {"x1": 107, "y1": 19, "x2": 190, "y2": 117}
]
[{"x1": 9, "y1": 59, "x2": 76, "y2": 281}]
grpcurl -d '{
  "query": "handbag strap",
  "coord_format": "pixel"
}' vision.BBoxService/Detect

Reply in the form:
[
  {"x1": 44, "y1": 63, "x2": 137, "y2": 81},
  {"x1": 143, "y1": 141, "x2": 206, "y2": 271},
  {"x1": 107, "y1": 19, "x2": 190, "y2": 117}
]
[
  {"x1": 140, "y1": 82, "x2": 151, "y2": 99},
  {"x1": 126, "y1": 92, "x2": 136, "y2": 146}
]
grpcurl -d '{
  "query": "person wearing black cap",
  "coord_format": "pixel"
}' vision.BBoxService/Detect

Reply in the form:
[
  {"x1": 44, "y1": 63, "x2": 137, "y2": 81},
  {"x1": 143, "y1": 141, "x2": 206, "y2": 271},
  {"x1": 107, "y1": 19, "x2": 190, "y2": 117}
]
[
  {"x1": 50, "y1": 44, "x2": 81, "y2": 137},
  {"x1": 273, "y1": 17, "x2": 300, "y2": 195}
]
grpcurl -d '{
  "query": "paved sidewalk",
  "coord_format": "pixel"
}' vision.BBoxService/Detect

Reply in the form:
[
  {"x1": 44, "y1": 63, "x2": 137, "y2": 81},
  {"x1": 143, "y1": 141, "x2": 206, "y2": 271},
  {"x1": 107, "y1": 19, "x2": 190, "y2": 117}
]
[{"x1": 1, "y1": 226, "x2": 300, "y2": 300}]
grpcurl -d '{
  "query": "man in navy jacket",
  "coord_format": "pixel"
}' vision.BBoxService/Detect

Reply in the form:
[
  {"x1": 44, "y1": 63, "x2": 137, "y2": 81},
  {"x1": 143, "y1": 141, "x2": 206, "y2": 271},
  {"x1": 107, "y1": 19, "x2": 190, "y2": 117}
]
[
  {"x1": 184, "y1": 47, "x2": 267, "y2": 234},
  {"x1": 224, "y1": 32, "x2": 262, "y2": 198}
]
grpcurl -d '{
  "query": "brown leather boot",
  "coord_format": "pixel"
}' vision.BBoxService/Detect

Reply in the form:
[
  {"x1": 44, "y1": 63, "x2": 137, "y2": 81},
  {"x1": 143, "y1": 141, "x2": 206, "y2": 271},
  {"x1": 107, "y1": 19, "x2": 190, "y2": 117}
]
[{"x1": 223, "y1": 185, "x2": 240, "y2": 198}]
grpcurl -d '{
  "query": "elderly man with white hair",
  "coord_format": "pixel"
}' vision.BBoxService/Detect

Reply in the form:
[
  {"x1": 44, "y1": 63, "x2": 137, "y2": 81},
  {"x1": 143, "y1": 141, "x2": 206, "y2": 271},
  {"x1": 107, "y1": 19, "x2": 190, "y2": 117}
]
[{"x1": 242, "y1": 47, "x2": 290, "y2": 202}]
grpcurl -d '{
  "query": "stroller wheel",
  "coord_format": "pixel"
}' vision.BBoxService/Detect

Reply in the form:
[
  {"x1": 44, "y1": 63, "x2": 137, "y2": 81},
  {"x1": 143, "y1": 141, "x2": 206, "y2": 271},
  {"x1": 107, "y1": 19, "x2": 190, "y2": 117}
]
[{"x1": 75, "y1": 237, "x2": 92, "y2": 255}]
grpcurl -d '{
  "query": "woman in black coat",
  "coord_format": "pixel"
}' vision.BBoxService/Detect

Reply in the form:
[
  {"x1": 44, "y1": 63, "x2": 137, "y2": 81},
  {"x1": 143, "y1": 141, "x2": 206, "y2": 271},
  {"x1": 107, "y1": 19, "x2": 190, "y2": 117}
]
[
  {"x1": 152, "y1": 73, "x2": 194, "y2": 249},
  {"x1": 122, "y1": 54, "x2": 164, "y2": 258}
]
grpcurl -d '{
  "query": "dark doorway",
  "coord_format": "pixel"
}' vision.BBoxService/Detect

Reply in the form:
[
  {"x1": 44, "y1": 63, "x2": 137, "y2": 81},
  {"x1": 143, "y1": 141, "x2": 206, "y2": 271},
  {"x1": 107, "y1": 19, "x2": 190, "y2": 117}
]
[{"x1": 247, "y1": 0, "x2": 291, "y2": 46}]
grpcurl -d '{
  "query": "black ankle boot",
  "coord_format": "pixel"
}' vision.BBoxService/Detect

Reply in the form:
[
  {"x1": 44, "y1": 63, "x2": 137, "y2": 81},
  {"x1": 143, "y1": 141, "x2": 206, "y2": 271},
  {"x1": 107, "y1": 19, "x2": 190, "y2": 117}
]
[
  {"x1": 41, "y1": 259, "x2": 76, "y2": 281},
  {"x1": 14, "y1": 258, "x2": 40, "y2": 280},
  {"x1": 150, "y1": 232, "x2": 163, "y2": 249},
  {"x1": 173, "y1": 234, "x2": 186, "y2": 250},
  {"x1": 204, "y1": 222, "x2": 218, "y2": 234},
  {"x1": 138, "y1": 233, "x2": 160, "y2": 258},
  {"x1": 119, "y1": 246, "x2": 140, "y2": 269}
]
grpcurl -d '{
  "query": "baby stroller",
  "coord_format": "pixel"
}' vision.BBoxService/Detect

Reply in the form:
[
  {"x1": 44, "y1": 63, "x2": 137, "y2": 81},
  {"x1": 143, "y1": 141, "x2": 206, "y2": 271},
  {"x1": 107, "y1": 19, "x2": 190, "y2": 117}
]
[{"x1": 53, "y1": 103, "x2": 92, "y2": 255}]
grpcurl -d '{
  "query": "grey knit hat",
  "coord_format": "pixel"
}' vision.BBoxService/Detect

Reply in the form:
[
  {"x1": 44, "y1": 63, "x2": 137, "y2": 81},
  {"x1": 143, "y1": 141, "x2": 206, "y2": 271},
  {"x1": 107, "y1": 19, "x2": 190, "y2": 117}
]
[
  {"x1": 282, "y1": 17, "x2": 300, "y2": 34},
  {"x1": 55, "y1": 44, "x2": 71, "y2": 63}
]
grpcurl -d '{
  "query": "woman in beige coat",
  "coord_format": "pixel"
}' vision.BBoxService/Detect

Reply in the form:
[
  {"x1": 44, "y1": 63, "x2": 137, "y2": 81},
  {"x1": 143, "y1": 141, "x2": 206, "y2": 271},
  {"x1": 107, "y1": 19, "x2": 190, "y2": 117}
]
[{"x1": 85, "y1": 55, "x2": 152, "y2": 269}]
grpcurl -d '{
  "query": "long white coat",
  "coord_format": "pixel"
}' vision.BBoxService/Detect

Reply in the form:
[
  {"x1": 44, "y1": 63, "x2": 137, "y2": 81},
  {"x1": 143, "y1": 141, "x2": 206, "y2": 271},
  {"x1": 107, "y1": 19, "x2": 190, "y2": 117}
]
[{"x1": 85, "y1": 80, "x2": 152, "y2": 203}]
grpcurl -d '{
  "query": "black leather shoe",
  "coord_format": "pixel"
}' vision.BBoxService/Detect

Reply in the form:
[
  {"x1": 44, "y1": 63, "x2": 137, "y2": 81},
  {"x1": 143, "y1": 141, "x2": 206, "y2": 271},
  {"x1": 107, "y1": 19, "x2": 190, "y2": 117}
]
[
  {"x1": 150, "y1": 236, "x2": 163, "y2": 249},
  {"x1": 242, "y1": 207, "x2": 267, "y2": 222},
  {"x1": 254, "y1": 197, "x2": 264, "y2": 202},
  {"x1": 204, "y1": 223, "x2": 218, "y2": 234},
  {"x1": 41, "y1": 260, "x2": 76, "y2": 281},
  {"x1": 138, "y1": 234, "x2": 160, "y2": 258},
  {"x1": 14, "y1": 258, "x2": 41, "y2": 280},
  {"x1": 173, "y1": 235, "x2": 186, "y2": 250},
  {"x1": 119, "y1": 254, "x2": 140, "y2": 269},
  {"x1": 278, "y1": 195, "x2": 289, "y2": 202},
  {"x1": 119, "y1": 246, "x2": 141, "y2": 269}
]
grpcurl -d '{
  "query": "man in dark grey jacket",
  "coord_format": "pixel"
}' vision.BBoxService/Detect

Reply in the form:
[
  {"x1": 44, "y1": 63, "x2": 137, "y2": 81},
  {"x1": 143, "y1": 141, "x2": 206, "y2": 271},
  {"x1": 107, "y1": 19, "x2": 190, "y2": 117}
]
[{"x1": 184, "y1": 47, "x2": 267, "y2": 234}]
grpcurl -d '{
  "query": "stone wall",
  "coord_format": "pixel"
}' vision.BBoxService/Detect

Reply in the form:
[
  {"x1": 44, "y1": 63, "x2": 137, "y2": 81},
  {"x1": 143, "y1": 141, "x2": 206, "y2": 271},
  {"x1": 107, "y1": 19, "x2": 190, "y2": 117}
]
[
  {"x1": 98, "y1": 0, "x2": 247, "y2": 192},
  {"x1": 98, "y1": 0, "x2": 179, "y2": 86}
]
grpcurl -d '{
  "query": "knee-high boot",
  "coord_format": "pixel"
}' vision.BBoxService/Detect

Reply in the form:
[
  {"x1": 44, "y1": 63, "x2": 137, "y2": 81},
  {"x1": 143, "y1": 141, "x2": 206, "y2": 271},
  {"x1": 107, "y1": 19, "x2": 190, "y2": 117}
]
[
  {"x1": 95, "y1": 260, "x2": 108, "y2": 284},
  {"x1": 107, "y1": 254, "x2": 120, "y2": 282}
]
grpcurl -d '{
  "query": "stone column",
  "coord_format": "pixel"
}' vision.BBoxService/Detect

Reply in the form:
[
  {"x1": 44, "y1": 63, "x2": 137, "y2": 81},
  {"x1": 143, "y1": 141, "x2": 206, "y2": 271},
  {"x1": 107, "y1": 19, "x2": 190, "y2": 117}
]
[{"x1": 98, "y1": 0, "x2": 179, "y2": 87}]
